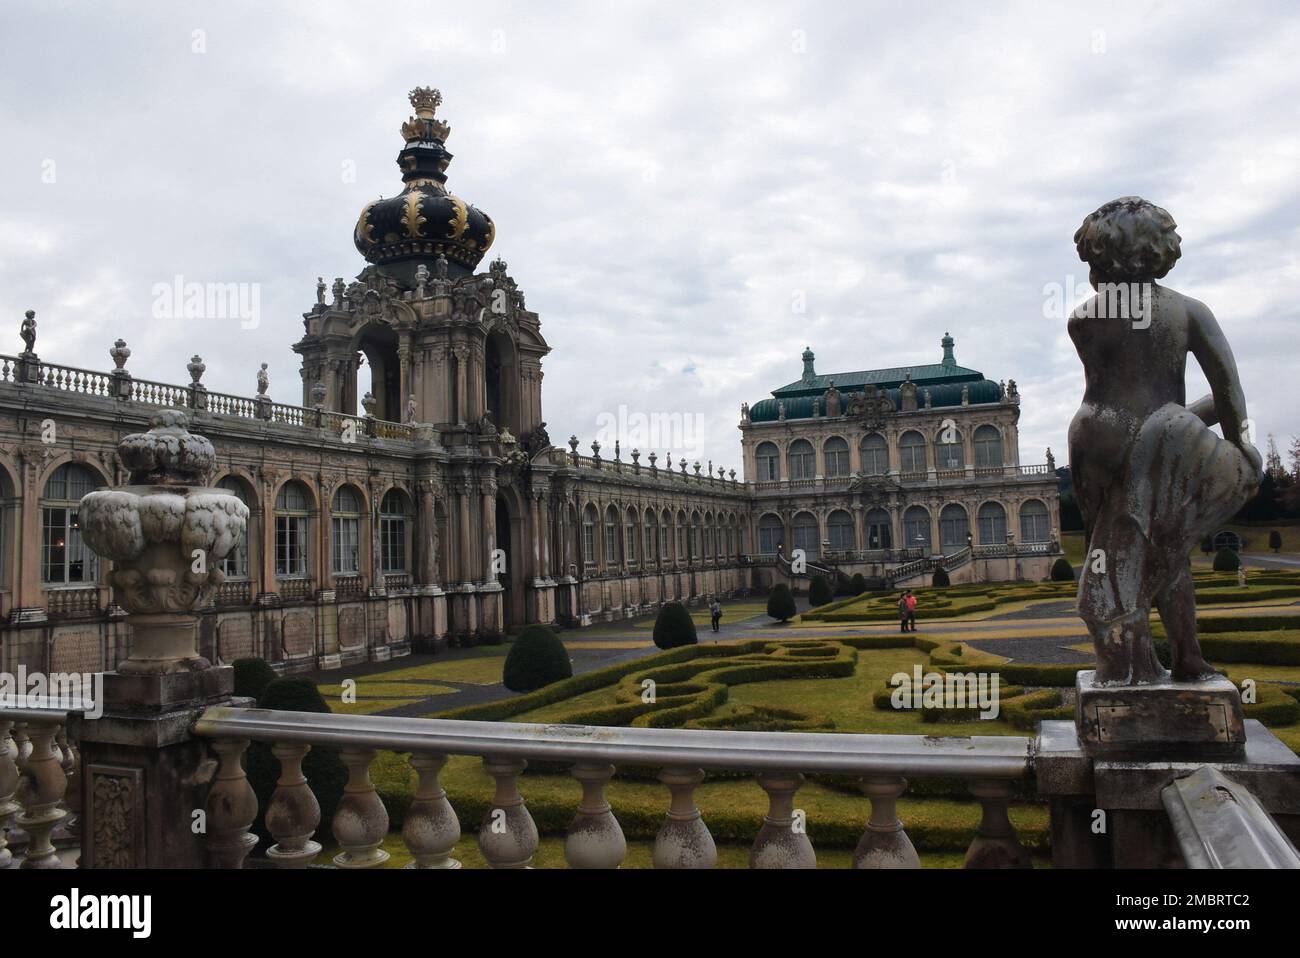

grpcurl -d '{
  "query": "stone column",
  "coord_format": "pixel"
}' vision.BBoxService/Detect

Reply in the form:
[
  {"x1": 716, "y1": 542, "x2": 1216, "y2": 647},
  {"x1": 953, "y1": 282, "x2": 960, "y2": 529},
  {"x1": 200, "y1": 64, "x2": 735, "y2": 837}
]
[
  {"x1": 539, "y1": 494, "x2": 552, "y2": 577},
  {"x1": 458, "y1": 479, "x2": 474, "y2": 586}
]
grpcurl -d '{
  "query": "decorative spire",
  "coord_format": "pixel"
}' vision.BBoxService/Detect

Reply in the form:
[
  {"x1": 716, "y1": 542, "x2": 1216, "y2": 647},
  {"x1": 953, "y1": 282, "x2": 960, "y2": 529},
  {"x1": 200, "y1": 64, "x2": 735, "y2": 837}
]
[
  {"x1": 941, "y1": 331, "x2": 956, "y2": 368},
  {"x1": 402, "y1": 87, "x2": 451, "y2": 143},
  {"x1": 801, "y1": 345, "x2": 816, "y2": 384}
]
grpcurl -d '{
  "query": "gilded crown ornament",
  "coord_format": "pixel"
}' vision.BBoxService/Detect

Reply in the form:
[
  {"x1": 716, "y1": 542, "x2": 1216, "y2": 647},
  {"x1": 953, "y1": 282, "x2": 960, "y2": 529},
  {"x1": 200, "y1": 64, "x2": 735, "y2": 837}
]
[{"x1": 402, "y1": 86, "x2": 451, "y2": 143}]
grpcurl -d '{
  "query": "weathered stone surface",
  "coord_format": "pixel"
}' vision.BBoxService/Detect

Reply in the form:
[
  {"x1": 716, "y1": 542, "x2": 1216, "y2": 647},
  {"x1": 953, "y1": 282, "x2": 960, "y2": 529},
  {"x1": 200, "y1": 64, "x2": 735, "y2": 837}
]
[{"x1": 1075, "y1": 669, "x2": 1246, "y2": 756}]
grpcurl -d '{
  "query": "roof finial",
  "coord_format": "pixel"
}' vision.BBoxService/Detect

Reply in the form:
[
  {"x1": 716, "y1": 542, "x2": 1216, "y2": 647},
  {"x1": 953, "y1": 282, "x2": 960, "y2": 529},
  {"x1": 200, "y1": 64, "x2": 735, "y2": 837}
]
[
  {"x1": 409, "y1": 87, "x2": 442, "y2": 119},
  {"x1": 941, "y1": 330, "x2": 956, "y2": 368}
]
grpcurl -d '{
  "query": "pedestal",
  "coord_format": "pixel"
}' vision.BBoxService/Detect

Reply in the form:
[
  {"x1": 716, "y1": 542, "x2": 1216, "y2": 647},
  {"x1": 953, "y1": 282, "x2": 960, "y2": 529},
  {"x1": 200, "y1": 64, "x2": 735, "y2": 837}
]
[{"x1": 1075, "y1": 669, "x2": 1246, "y2": 758}]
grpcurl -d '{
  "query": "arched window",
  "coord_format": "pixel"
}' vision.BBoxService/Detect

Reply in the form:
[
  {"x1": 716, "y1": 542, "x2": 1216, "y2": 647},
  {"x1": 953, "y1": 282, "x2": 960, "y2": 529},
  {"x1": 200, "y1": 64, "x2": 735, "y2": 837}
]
[
  {"x1": 860, "y1": 434, "x2": 889, "y2": 475},
  {"x1": 936, "y1": 428, "x2": 964, "y2": 470},
  {"x1": 626, "y1": 507, "x2": 639, "y2": 567},
  {"x1": 788, "y1": 439, "x2": 816, "y2": 480},
  {"x1": 824, "y1": 437, "x2": 850, "y2": 478},
  {"x1": 977, "y1": 502, "x2": 1007, "y2": 545},
  {"x1": 331, "y1": 485, "x2": 364, "y2": 575},
  {"x1": 275, "y1": 481, "x2": 313, "y2": 578},
  {"x1": 689, "y1": 510, "x2": 702, "y2": 559},
  {"x1": 1020, "y1": 499, "x2": 1050, "y2": 542},
  {"x1": 582, "y1": 504, "x2": 598, "y2": 565},
  {"x1": 604, "y1": 505, "x2": 620, "y2": 565},
  {"x1": 793, "y1": 511, "x2": 820, "y2": 559},
  {"x1": 974, "y1": 425, "x2": 1004, "y2": 469},
  {"x1": 903, "y1": 505, "x2": 931, "y2": 553},
  {"x1": 939, "y1": 503, "x2": 970, "y2": 551},
  {"x1": 676, "y1": 510, "x2": 687, "y2": 560},
  {"x1": 380, "y1": 489, "x2": 412, "y2": 573},
  {"x1": 755, "y1": 442, "x2": 781, "y2": 481},
  {"x1": 865, "y1": 508, "x2": 892, "y2": 550},
  {"x1": 899, "y1": 431, "x2": 927, "y2": 474},
  {"x1": 644, "y1": 509, "x2": 657, "y2": 564},
  {"x1": 827, "y1": 509, "x2": 855, "y2": 551},
  {"x1": 758, "y1": 514, "x2": 783, "y2": 555},
  {"x1": 660, "y1": 509, "x2": 672, "y2": 560},
  {"x1": 42, "y1": 463, "x2": 102, "y2": 584},
  {"x1": 216, "y1": 475, "x2": 253, "y2": 579}
]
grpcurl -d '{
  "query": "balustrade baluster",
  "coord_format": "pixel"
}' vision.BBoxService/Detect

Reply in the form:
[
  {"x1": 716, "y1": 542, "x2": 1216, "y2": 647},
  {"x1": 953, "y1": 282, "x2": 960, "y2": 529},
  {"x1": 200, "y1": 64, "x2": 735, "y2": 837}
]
[
  {"x1": 854, "y1": 776, "x2": 919, "y2": 868},
  {"x1": 17, "y1": 722, "x2": 67, "y2": 868},
  {"x1": 265, "y1": 743, "x2": 321, "y2": 868},
  {"x1": 0, "y1": 721, "x2": 19, "y2": 867},
  {"x1": 478, "y1": 757, "x2": 537, "y2": 868},
  {"x1": 204, "y1": 738, "x2": 259, "y2": 868},
  {"x1": 402, "y1": 752, "x2": 460, "y2": 869},
  {"x1": 333, "y1": 747, "x2": 390, "y2": 868},
  {"x1": 964, "y1": 780, "x2": 1031, "y2": 868},
  {"x1": 52, "y1": 727, "x2": 80, "y2": 850},
  {"x1": 751, "y1": 771, "x2": 815, "y2": 869},
  {"x1": 565, "y1": 763, "x2": 625, "y2": 869},
  {"x1": 653, "y1": 766, "x2": 715, "y2": 869}
]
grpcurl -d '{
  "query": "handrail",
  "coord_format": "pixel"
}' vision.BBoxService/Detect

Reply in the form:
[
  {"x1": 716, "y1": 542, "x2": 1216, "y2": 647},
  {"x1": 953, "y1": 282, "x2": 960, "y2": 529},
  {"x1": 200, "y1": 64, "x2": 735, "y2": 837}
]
[
  {"x1": 1161, "y1": 766, "x2": 1300, "y2": 869},
  {"x1": 193, "y1": 706, "x2": 1033, "y2": 778}
]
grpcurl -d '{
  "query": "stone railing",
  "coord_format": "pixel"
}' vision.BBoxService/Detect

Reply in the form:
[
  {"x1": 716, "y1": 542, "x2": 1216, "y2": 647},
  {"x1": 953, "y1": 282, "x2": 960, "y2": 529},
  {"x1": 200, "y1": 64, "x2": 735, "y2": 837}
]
[
  {"x1": 277, "y1": 577, "x2": 316, "y2": 601},
  {"x1": 563, "y1": 450, "x2": 743, "y2": 492},
  {"x1": 214, "y1": 579, "x2": 253, "y2": 608},
  {"x1": 44, "y1": 586, "x2": 102, "y2": 619},
  {"x1": 383, "y1": 572, "x2": 412, "y2": 593},
  {"x1": 333, "y1": 574, "x2": 365, "y2": 600},
  {"x1": 0, "y1": 710, "x2": 79, "y2": 870},
  {"x1": 191, "y1": 707, "x2": 1035, "y2": 869},
  {"x1": 751, "y1": 466, "x2": 1054, "y2": 494}
]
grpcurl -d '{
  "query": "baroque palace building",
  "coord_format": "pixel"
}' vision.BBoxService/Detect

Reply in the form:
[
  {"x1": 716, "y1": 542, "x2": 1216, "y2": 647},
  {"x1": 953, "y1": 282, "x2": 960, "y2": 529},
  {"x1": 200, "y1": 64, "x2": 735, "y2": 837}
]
[{"x1": 0, "y1": 88, "x2": 1060, "y2": 678}]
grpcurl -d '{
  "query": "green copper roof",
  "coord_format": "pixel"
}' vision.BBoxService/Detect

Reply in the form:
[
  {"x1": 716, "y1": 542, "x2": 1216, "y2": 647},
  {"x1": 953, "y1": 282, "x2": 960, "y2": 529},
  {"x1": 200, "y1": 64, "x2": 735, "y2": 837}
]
[
  {"x1": 750, "y1": 379, "x2": 1003, "y2": 423},
  {"x1": 772, "y1": 362, "x2": 984, "y2": 397}
]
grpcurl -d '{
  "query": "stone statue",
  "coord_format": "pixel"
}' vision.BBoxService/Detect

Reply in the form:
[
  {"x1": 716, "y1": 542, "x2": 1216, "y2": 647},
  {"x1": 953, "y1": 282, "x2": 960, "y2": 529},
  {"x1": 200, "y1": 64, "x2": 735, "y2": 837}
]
[
  {"x1": 256, "y1": 363, "x2": 269, "y2": 396},
  {"x1": 19, "y1": 309, "x2": 36, "y2": 354},
  {"x1": 434, "y1": 253, "x2": 449, "y2": 281},
  {"x1": 406, "y1": 396, "x2": 419, "y2": 423},
  {"x1": 316, "y1": 277, "x2": 326, "y2": 305},
  {"x1": 415, "y1": 263, "x2": 429, "y2": 297},
  {"x1": 824, "y1": 381, "x2": 842, "y2": 417},
  {"x1": 1046, "y1": 447, "x2": 1056, "y2": 471},
  {"x1": 777, "y1": 400, "x2": 786, "y2": 421},
  {"x1": 1068, "y1": 197, "x2": 1262, "y2": 685}
]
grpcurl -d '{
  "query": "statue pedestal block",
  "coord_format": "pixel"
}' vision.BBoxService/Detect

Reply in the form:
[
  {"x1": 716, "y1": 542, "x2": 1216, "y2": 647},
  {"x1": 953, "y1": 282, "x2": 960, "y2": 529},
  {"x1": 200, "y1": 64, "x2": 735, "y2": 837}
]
[{"x1": 1075, "y1": 670, "x2": 1246, "y2": 758}]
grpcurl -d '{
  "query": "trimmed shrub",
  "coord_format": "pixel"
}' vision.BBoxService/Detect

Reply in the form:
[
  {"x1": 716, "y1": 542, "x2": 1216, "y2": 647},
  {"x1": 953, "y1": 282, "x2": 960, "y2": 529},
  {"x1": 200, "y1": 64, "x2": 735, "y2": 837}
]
[
  {"x1": 767, "y1": 583, "x2": 797, "y2": 622},
  {"x1": 1212, "y1": 547, "x2": 1241, "y2": 572},
  {"x1": 232, "y1": 657, "x2": 278, "y2": 702},
  {"x1": 850, "y1": 573, "x2": 867, "y2": 596},
  {"x1": 809, "y1": 575, "x2": 833, "y2": 607},
  {"x1": 502, "y1": 625, "x2": 573, "y2": 692},
  {"x1": 1050, "y1": 558, "x2": 1075, "y2": 582},
  {"x1": 652, "y1": 601, "x2": 699, "y2": 650},
  {"x1": 932, "y1": 568, "x2": 950, "y2": 587},
  {"x1": 245, "y1": 677, "x2": 348, "y2": 848}
]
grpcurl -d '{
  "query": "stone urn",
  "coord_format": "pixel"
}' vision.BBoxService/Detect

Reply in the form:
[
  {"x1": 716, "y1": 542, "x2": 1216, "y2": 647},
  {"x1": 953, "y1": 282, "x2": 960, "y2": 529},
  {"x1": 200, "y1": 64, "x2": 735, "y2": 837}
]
[{"x1": 79, "y1": 409, "x2": 249, "y2": 674}]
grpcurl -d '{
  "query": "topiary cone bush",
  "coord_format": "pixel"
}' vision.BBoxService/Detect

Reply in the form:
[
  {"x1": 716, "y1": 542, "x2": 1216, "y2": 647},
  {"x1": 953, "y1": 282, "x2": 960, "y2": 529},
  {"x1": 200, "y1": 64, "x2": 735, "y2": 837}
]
[
  {"x1": 767, "y1": 583, "x2": 797, "y2": 623},
  {"x1": 1213, "y1": 547, "x2": 1242, "y2": 572},
  {"x1": 932, "y1": 567, "x2": 950, "y2": 587},
  {"x1": 1050, "y1": 557, "x2": 1076, "y2": 582},
  {"x1": 850, "y1": 573, "x2": 867, "y2": 596},
  {"x1": 232, "y1": 657, "x2": 278, "y2": 702},
  {"x1": 502, "y1": 624, "x2": 573, "y2": 692},
  {"x1": 652, "y1": 601, "x2": 698, "y2": 650},
  {"x1": 808, "y1": 574, "x2": 833, "y2": 607},
  {"x1": 245, "y1": 677, "x2": 349, "y2": 850}
]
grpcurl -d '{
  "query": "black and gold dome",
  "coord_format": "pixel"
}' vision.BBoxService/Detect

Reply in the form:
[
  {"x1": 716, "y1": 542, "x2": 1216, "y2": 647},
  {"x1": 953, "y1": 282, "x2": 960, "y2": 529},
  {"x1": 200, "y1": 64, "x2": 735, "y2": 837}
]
[{"x1": 353, "y1": 88, "x2": 495, "y2": 274}]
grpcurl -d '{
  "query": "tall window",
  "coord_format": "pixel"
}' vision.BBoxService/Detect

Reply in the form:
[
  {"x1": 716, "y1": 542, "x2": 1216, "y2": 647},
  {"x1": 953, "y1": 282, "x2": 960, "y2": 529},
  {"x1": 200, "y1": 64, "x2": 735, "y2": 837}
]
[
  {"x1": 1020, "y1": 499, "x2": 1050, "y2": 542},
  {"x1": 939, "y1": 503, "x2": 970, "y2": 551},
  {"x1": 899, "y1": 431, "x2": 927, "y2": 474},
  {"x1": 974, "y1": 425, "x2": 1003, "y2": 468},
  {"x1": 755, "y1": 442, "x2": 781, "y2": 481},
  {"x1": 903, "y1": 506, "x2": 931, "y2": 552},
  {"x1": 865, "y1": 508, "x2": 892, "y2": 550},
  {"x1": 936, "y1": 429, "x2": 964, "y2": 470},
  {"x1": 625, "y1": 507, "x2": 639, "y2": 567},
  {"x1": 217, "y1": 476, "x2": 251, "y2": 578},
  {"x1": 824, "y1": 437, "x2": 850, "y2": 478},
  {"x1": 788, "y1": 439, "x2": 815, "y2": 480},
  {"x1": 861, "y1": 434, "x2": 889, "y2": 475},
  {"x1": 380, "y1": 489, "x2": 410, "y2": 572},
  {"x1": 758, "y1": 514, "x2": 783, "y2": 555},
  {"x1": 977, "y1": 502, "x2": 1007, "y2": 544},
  {"x1": 677, "y1": 511, "x2": 687, "y2": 560},
  {"x1": 792, "y1": 512, "x2": 820, "y2": 559},
  {"x1": 604, "y1": 505, "x2": 619, "y2": 565},
  {"x1": 689, "y1": 511, "x2": 701, "y2": 559},
  {"x1": 827, "y1": 510, "x2": 855, "y2": 551},
  {"x1": 660, "y1": 509, "x2": 671, "y2": 560},
  {"x1": 331, "y1": 486, "x2": 363, "y2": 574},
  {"x1": 582, "y1": 504, "x2": 598, "y2": 565},
  {"x1": 275, "y1": 481, "x2": 312, "y2": 578},
  {"x1": 42, "y1": 463, "x2": 102, "y2": 584},
  {"x1": 645, "y1": 510, "x2": 658, "y2": 564}
]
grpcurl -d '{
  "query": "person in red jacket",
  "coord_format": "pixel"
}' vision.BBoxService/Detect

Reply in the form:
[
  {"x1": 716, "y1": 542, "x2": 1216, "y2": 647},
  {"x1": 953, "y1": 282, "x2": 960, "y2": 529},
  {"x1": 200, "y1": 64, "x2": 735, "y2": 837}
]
[{"x1": 905, "y1": 590, "x2": 918, "y2": 632}]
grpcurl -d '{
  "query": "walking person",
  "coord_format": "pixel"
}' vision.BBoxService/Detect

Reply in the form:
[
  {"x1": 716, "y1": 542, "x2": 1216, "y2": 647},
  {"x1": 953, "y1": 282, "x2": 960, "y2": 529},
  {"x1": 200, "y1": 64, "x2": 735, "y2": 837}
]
[
  {"x1": 906, "y1": 590, "x2": 918, "y2": 632},
  {"x1": 709, "y1": 597, "x2": 723, "y2": 633},
  {"x1": 898, "y1": 592, "x2": 910, "y2": 633}
]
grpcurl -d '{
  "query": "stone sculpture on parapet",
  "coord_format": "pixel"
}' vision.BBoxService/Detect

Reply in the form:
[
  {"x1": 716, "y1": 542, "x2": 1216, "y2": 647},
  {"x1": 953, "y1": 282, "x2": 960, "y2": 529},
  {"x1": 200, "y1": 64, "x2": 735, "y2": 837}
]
[{"x1": 1066, "y1": 196, "x2": 1263, "y2": 752}]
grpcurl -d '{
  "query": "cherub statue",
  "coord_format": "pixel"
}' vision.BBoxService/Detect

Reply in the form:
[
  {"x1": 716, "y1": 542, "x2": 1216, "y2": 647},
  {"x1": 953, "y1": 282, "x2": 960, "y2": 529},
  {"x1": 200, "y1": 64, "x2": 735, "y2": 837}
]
[
  {"x1": 19, "y1": 310, "x2": 36, "y2": 354},
  {"x1": 1068, "y1": 197, "x2": 1261, "y2": 685},
  {"x1": 256, "y1": 363, "x2": 269, "y2": 396}
]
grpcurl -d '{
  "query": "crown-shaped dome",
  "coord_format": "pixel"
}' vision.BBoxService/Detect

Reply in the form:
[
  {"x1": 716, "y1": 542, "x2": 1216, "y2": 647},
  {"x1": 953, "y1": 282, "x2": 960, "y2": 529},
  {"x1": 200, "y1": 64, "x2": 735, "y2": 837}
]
[{"x1": 353, "y1": 88, "x2": 495, "y2": 275}]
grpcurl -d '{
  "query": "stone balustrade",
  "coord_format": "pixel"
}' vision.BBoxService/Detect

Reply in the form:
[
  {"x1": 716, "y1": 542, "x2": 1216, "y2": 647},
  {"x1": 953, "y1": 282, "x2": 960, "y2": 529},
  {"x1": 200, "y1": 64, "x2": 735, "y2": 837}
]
[
  {"x1": 0, "y1": 709, "x2": 79, "y2": 869},
  {"x1": 189, "y1": 707, "x2": 1034, "y2": 870}
]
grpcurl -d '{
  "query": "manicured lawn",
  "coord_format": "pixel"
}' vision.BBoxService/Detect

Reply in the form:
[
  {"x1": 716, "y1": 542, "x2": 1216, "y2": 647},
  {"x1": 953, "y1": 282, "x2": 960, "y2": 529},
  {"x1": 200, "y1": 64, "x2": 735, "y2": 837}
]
[{"x1": 369, "y1": 651, "x2": 510, "y2": 685}]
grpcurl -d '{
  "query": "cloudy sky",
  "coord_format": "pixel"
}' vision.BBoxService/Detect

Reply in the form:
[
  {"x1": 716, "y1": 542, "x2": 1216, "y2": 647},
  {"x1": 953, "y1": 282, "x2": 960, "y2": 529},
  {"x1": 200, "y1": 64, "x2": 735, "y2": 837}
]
[{"x1": 3, "y1": 1, "x2": 1298, "y2": 474}]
